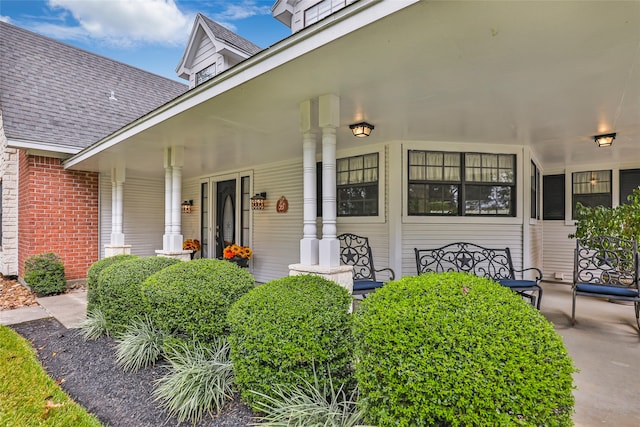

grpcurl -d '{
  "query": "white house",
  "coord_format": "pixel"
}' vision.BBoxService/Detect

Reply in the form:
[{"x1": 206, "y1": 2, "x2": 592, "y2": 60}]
[{"x1": 23, "y1": 0, "x2": 640, "y2": 288}]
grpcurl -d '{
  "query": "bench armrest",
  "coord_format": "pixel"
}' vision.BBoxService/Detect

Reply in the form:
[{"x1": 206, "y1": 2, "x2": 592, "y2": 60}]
[
  {"x1": 513, "y1": 267, "x2": 542, "y2": 282},
  {"x1": 374, "y1": 267, "x2": 395, "y2": 281}
]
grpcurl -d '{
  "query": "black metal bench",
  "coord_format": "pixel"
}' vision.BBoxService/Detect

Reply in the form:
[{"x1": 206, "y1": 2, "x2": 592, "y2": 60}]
[
  {"x1": 414, "y1": 242, "x2": 543, "y2": 308},
  {"x1": 573, "y1": 236, "x2": 640, "y2": 331},
  {"x1": 338, "y1": 233, "x2": 395, "y2": 296}
]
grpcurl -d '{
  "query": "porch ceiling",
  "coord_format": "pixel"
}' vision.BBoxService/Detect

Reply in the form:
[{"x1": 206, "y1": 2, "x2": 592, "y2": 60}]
[{"x1": 67, "y1": 0, "x2": 640, "y2": 178}]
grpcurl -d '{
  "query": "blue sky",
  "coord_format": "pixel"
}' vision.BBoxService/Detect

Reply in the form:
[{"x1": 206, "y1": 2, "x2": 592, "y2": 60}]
[{"x1": 0, "y1": 0, "x2": 291, "y2": 81}]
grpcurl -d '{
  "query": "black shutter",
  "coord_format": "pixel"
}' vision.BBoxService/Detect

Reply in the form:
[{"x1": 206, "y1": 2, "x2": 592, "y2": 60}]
[
  {"x1": 620, "y1": 169, "x2": 640, "y2": 204},
  {"x1": 543, "y1": 174, "x2": 565, "y2": 220}
]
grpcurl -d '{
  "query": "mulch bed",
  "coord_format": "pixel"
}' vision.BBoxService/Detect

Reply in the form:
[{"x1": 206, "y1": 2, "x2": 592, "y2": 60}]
[{"x1": 4, "y1": 276, "x2": 255, "y2": 426}]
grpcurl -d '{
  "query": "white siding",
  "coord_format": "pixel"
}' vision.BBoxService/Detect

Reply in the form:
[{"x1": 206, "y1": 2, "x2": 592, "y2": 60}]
[
  {"x1": 181, "y1": 178, "x2": 201, "y2": 242},
  {"x1": 100, "y1": 174, "x2": 165, "y2": 258},
  {"x1": 252, "y1": 160, "x2": 303, "y2": 283},
  {"x1": 528, "y1": 220, "x2": 544, "y2": 275},
  {"x1": 542, "y1": 221, "x2": 576, "y2": 283},
  {"x1": 402, "y1": 223, "x2": 523, "y2": 277}
]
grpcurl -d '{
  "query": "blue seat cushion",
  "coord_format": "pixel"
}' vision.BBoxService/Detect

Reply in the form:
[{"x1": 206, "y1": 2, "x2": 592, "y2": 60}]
[
  {"x1": 576, "y1": 283, "x2": 639, "y2": 298},
  {"x1": 353, "y1": 280, "x2": 384, "y2": 292},
  {"x1": 498, "y1": 279, "x2": 539, "y2": 289}
]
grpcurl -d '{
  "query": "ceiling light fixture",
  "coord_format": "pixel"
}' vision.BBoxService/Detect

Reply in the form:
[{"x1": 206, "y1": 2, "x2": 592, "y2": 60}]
[
  {"x1": 593, "y1": 132, "x2": 616, "y2": 147},
  {"x1": 349, "y1": 121, "x2": 374, "y2": 138}
]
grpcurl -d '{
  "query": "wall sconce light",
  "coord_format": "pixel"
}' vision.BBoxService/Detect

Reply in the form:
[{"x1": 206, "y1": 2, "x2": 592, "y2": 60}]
[
  {"x1": 181, "y1": 200, "x2": 193, "y2": 214},
  {"x1": 594, "y1": 132, "x2": 616, "y2": 147},
  {"x1": 251, "y1": 192, "x2": 267, "y2": 210},
  {"x1": 349, "y1": 121, "x2": 374, "y2": 138}
]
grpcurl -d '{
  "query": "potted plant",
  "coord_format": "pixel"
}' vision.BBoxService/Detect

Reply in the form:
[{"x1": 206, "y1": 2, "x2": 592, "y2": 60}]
[
  {"x1": 183, "y1": 239, "x2": 201, "y2": 260},
  {"x1": 223, "y1": 244, "x2": 252, "y2": 267}
]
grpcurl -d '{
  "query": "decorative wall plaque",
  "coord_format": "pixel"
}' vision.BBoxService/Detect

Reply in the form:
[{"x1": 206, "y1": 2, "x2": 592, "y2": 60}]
[{"x1": 276, "y1": 196, "x2": 288, "y2": 213}]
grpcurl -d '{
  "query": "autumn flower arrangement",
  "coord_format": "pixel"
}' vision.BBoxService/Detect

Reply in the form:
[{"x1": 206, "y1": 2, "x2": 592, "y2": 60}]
[
  {"x1": 183, "y1": 239, "x2": 201, "y2": 252},
  {"x1": 223, "y1": 244, "x2": 253, "y2": 260}
]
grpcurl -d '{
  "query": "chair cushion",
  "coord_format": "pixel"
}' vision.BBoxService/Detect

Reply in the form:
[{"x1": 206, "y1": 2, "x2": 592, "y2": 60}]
[
  {"x1": 576, "y1": 283, "x2": 639, "y2": 298},
  {"x1": 498, "y1": 279, "x2": 539, "y2": 289},
  {"x1": 353, "y1": 280, "x2": 384, "y2": 292}
]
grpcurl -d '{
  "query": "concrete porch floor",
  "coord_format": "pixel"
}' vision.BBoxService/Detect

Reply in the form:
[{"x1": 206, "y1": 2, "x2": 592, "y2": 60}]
[{"x1": 540, "y1": 281, "x2": 640, "y2": 426}]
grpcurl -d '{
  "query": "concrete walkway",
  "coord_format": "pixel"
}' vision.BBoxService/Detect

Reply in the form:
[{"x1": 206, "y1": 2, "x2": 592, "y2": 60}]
[
  {"x1": 1, "y1": 283, "x2": 639, "y2": 425},
  {"x1": 0, "y1": 290, "x2": 87, "y2": 329}
]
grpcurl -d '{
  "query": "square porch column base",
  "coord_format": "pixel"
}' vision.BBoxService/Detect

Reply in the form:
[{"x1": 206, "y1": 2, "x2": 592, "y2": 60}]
[
  {"x1": 155, "y1": 250, "x2": 192, "y2": 261},
  {"x1": 288, "y1": 263, "x2": 354, "y2": 294},
  {"x1": 104, "y1": 245, "x2": 132, "y2": 257}
]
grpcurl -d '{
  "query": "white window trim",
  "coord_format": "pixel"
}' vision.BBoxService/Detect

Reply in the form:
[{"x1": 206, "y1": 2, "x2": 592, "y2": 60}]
[
  {"x1": 401, "y1": 141, "x2": 524, "y2": 225},
  {"x1": 330, "y1": 145, "x2": 386, "y2": 224}
]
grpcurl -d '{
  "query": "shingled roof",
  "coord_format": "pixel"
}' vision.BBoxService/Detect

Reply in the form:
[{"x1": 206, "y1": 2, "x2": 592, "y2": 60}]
[
  {"x1": 0, "y1": 21, "x2": 188, "y2": 151},
  {"x1": 199, "y1": 14, "x2": 262, "y2": 55}
]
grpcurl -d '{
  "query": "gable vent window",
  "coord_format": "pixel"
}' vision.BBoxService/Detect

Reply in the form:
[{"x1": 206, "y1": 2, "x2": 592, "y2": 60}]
[
  {"x1": 196, "y1": 64, "x2": 216, "y2": 86},
  {"x1": 305, "y1": 0, "x2": 346, "y2": 27}
]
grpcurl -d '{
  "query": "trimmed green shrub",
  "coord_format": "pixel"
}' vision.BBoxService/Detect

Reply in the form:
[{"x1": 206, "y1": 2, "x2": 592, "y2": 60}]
[
  {"x1": 227, "y1": 275, "x2": 354, "y2": 410},
  {"x1": 97, "y1": 256, "x2": 180, "y2": 333},
  {"x1": 141, "y1": 258, "x2": 255, "y2": 344},
  {"x1": 86, "y1": 254, "x2": 138, "y2": 312},
  {"x1": 23, "y1": 252, "x2": 65, "y2": 296},
  {"x1": 353, "y1": 272, "x2": 576, "y2": 427}
]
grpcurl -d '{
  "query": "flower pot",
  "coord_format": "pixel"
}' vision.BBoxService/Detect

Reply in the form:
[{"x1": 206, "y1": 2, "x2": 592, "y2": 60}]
[{"x1": 226, "y1": 256, "x2": 249, "y2": 268}]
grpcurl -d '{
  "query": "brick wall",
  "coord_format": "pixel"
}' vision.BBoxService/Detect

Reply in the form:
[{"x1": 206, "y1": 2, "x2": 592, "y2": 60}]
[{"x1": 18, "y1": 153, "x2": 99, "y2": 281}]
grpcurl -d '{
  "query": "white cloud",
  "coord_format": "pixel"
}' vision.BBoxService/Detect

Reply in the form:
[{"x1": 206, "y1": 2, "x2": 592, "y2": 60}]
[
  {"x1": 211, "y1": 0, "x2": 271, "y2": 32},
  {"x1": 0, "y1": 16, "x2": 11, "y2": 23},
  {"x1": 43, "y1": 0, "x2": 192, "y2": 47}
]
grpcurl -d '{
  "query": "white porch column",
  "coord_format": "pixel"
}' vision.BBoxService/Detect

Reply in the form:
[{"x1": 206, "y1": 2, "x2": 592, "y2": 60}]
[
  {"x1": 157, "y1": 146, "x2": 190, "y2": 261},
  {"x1": 104, "y1": 165, "x2": 131, "y2": 257},
  {"x1": 299, "y1": 100, "x2": 319, "y2": 265},
  {"x1": 318, "y1": 94, "x2": 340, "y2": 267}
]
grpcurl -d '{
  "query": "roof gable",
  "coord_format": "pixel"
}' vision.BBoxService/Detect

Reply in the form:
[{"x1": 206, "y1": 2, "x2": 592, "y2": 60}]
[
  {"x1": 0, "y1": 22, "x2": 188, "y2": 151},
  {"x1": 175, "y1": 13, "x2": 262, "y2": 81}
]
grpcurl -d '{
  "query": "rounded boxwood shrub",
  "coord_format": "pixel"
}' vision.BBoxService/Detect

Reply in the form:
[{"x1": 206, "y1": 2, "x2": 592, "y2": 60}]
[
  {"x1": 227, "y1": 274, "x2": 354, "y2": 409},
  {"x1": 97, "y1": 256, "x2": 180, "y2": 333},
  {"x1": 140, "y1": 258, "x2": 255, "y2": 344},
  {"x1": 24, "y1": 252, "x2": 66, "y2": 296},
  {"x1": 86, "y1": 254, "x2": 138, "y2": 312},
  {"x1": 353, "y1": 272, "x2": 576, "y2": 427}
]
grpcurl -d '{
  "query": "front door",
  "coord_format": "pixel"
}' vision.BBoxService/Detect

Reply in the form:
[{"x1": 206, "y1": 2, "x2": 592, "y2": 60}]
[{"x1": 216, "y1": 179, "x2": 236, "y2": 259}]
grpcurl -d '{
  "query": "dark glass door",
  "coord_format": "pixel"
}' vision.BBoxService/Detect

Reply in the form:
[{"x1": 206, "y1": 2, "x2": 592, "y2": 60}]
[{"x1": 216, "y1": 179, "x2": 236, "y2": 259}]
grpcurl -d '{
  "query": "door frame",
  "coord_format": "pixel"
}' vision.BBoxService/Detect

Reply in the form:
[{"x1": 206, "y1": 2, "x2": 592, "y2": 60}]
[{"x1": 200, "y1": 171, "x2": 253, "y2": 259}]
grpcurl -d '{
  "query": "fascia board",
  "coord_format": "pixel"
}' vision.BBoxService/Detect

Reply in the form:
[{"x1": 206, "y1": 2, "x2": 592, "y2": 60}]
[
  {"x1": 8, "y1": 138, "x2": 81, "y2": 155},
  {"x1": 65, "y1": 0, "x2": 417, "y2": 170}
]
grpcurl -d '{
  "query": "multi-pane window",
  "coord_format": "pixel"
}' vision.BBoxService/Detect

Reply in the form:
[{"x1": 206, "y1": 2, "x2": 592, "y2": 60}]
[
  {"x1": 195, "y1": 64, "x2": 216, "y2": 86},
  {"x1": 531, "y1": 161, "x2": 540, "y2": 219},
  {"x1": 337, "y1": 153, "x2": 379, "y2": 216},
  {"x1": 408, "y1": 150, "x2": 515, "y2": 216},
  {"x1": 304, "y1": 0, "x2": 347, "y2": 26},
  {"x1": 572, "y1": 170, "x2": 611, "y2": 218}
]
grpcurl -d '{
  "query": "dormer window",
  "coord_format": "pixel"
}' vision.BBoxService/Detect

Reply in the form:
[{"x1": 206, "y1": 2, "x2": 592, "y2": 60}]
[
  {"x1": 196, "y1": 64, "x2": 216, "y2": 86},
  {"x1": 305, "y1": 0, "x2": 347, "y2": 27}
]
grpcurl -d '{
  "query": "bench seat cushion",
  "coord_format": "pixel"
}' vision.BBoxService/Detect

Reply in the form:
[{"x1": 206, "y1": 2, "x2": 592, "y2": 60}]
[
  {"x1": 498, "y1": 279, "x2": 539, "y2": 289},
  {"x1": 575, "y1": 283, "x2": 639, "y2": 298},
  {"x1": 353, "y1": 280, "x2": 384, "y2": 292}
]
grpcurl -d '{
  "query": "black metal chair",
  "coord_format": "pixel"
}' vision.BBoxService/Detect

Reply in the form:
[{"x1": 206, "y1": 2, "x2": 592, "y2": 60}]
[
  {"x1": 573, "y1": 236, "x2": 640, "y2": 331},
  {"x1": 414, "y1": 242, "x2": 543, "y2": 308},
  {"x1": 338, "y1": 233, "x2": 395, "y2": 296}
]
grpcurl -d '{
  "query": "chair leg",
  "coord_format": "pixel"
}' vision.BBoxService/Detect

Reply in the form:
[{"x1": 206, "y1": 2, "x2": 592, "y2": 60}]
[
  {"x1": 535, "y1": 285, "x2": 543, "y2": 310},
  {"x1": 571, "y1": 290, "x2": 577, "y2": 326}
]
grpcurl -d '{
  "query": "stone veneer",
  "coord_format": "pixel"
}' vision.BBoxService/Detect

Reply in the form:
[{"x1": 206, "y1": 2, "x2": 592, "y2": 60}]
[{"x1": 0, "y1": 111, "x2": 19, "y2": 276}]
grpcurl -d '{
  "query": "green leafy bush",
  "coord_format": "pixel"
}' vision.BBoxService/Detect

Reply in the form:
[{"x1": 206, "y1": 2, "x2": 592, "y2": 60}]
[
  {"x1": 97, "y1": 256, "x2": 180, "y2": 334},
  {"x1": 227, "y1": 275, "x2": 354, "y2": 410},
  {"x1": 86, "y1": 254, "x2": 138, "y2": 312},
  {"x1": 23, "y1": 253, "x2": 66, "y2": 296},
  {"x1": 353, "y1": 272, "x2": 576, "y2": 427},
  {"x1": 570, "y1": 187, "x2": 640, "y2": 241},
  {"x1": 141, "y1": 258, "x2": 255, "y2": 344}
]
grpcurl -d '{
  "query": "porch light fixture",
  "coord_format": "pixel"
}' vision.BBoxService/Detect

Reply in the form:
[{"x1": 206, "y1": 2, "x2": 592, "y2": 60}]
[
  {"x1": 594, "y1": 132, "x2": 616, "y2": 147},
  {"x1": 349, "y1": 121, "x2": 374, "y2": 138},
  {"x1": 181, "y1": 200, "x2": 193, "y2": 214},
  {"x1": 251, "y1": 192, "x2": 267, "y2": 210}
]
